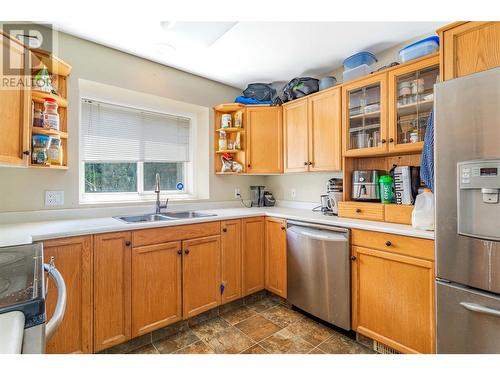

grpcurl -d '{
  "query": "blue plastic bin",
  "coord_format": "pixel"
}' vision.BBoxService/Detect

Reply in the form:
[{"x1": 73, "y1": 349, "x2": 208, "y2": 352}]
[
  {"x1": 399, "y1": 36, "x2": 439, "y2": 63},
  {"x1": 343, "y1": 52, "x2": 377, "y2": 70}
]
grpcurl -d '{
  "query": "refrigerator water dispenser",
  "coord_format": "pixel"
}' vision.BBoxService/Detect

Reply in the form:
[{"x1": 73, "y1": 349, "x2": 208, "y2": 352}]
[{"x1": 457, "y1": 160, "x2": 500, "y2": 241}]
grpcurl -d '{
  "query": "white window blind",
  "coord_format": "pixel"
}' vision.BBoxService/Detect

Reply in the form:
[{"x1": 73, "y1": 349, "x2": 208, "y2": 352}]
[{"x1": 81, "y1": 99, "x2": 191, "y2": 162}]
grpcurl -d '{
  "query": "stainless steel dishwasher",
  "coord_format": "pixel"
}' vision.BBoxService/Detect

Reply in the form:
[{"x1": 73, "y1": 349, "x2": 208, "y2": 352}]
[{"x1": 287, "y1": 220, "x2": 350, "y2": 330}]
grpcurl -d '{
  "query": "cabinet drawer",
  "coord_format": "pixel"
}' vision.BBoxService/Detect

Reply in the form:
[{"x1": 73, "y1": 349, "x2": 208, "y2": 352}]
[
  {"x1": 338, "y1": 202, "x2": 385, "y2": 222},
  {"x1": 133, "y1": 222, "x2": 221, "y2": 247},
  {"x1": 351, "y1": 229, "x2": 434, "y2": 261}
]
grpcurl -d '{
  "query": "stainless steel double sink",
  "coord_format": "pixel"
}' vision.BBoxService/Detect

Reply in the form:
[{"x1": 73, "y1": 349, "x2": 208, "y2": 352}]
[{"x1": 114, "y1": 211, "x2": 217, "y2": 224}]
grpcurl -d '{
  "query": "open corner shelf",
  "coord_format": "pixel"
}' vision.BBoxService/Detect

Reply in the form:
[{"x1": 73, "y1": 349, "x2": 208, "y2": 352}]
[
  {"x1": 213, "y1": 103, "x2": 245, "y2": 113},
  {"x1": 31, "y1": 90, "x2": 68, "y2": 107},
  {"x1": 31, "y1": 127, "x2": 68, "y2": 139},
  {"x1": 31, "y1": 50, "x2": 72, "y2": 77},
  {"x1": 29, "y1": 164, "x2": 69, "y2": 170}
]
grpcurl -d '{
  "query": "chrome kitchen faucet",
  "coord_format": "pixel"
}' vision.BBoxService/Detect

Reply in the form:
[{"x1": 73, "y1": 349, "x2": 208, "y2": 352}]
[{"x1": 154, "y1": 173, "x2": 169, "y2": 214}]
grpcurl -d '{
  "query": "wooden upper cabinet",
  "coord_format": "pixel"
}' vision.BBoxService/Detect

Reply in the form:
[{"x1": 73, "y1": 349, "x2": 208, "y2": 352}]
[
  {"x1": 0, "y1": 33, "x2": 30, "y2": 166},
  {"x1": 308, "y1": 87, "x2": 342, "y2": 171},
  {"x1": 342, "y1": 73, "x2": 388, "y2": 157},
  {"x1": 43, "y1": 236, "x2": 93, "y2": 354},
  {"x1": 131, "y1": 241, "x2": 182, "y2": 337},
  {"x1": 283, "y1": 98, "x2": 309, "y2": 172},
  {"x1": 241, "y1": 216, "x2": 266, "y2": 296},
  {"x1": 221, "y1": 219, "x2": 242, "y2": 304},
  {"x1": 182, "y1": 235, "x2": 221, "y2": 318},
  {"x1": 265, "y1": 217, "x2": 287, "y2": 298},
  {"x1": 93, "y1": 232, "x2": 132, "y2": 352},
  {"x1": 246, "y1": 106, "x2": 283, "y2": 173},
  {"x1": 388, "y1": 54, "x2": 440, "y2": 154},
  {"x1": 351, "y1": 241, "x2": 435, "y2": 354},
  {"x1": 439, "y1": 21, "x2": 500, "y2": 81}
]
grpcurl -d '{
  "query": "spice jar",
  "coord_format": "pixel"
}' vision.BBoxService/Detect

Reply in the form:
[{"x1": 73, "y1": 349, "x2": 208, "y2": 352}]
[
  {"x1": 48, "y1": 137, "x2": 62, "y2": 165},
  {"x1": 32, "y1": 135, "x2": 50, "y2": 165},
  {"x1": 33, "y1": 108, "x2": 44, "y2": 127},
  {"x1": 218, "y1": 130, "x2": 227, "y2": 151},
  {"x1": 43, "y1": 98, "x2": 60, "y2": 130}
]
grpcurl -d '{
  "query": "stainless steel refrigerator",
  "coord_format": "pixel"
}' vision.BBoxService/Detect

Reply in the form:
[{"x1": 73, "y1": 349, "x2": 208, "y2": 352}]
[{"x1": 435, "y1": 67, "x2": 500, "y2": 353}]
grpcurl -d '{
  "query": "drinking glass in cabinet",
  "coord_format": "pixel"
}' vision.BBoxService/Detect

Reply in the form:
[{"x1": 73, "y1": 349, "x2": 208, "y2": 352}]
[
  {"x1": 348, "y1": 83, "x2": 382, "y2": 150},
  {"x1": 396, "y1": 65, "x2": 439, "y2": 144}
]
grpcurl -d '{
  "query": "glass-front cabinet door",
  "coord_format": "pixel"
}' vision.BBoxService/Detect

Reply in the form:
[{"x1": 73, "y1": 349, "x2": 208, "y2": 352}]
[
  {"x1": 342, "y1": 73, "x2": 388, "y2": 156},
  {"x1": 388, "y1": 54, "x2": 439, "y2": 152}
]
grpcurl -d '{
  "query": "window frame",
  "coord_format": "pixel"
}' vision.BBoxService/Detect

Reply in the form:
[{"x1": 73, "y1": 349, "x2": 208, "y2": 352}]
[{"x1": 79, "y1": 97, "x2": 197, "y2": 204}]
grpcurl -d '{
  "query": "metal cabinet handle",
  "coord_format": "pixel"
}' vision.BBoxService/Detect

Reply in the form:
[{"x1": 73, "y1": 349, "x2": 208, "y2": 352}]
[
  {"x1": 381, "y1": 139, "x2": 386, "y2": 144},
  {"x1": 389, "y1": 138, "x2": 394, "y2": 143},
  {"x1": 385, "y1": 241, "x2": 392, "y2": 247},
  {"x1": 304, "y1": 161, "x2": 308, "y2": 166},
  {"x1": 177, "y1": 250, "x2": 182, "y2": 255},
  {"x1": 247, "y1": 164, "x2": 251, "y2": 168},
  {"x1": 222, "y1": 228, "x2": 227, "y2": 232},
  {"x1": 23, "y1": 150, "x2": 30, "y2": 156},
  {"x1": 281, "y1": 226, "x2": 286, "y2": 231},
  {"x1": 350, "y1": 255, "x2": 357, "y2": 261},
  {"x1": 125, "y1": 240, "x2": 131, "y2": 247},
  {"x1": 308, "y1": 161, "x2": 313, "y2": 165},
  {"x1": 184, "y1": 249, "x2": 190, "y2": 255},
  {"x1": 460, "y1": 302, "x2": 500, "y2": 318},
  {"x1": 356, "y1": 208, "x2": 362, "y2": 213}
]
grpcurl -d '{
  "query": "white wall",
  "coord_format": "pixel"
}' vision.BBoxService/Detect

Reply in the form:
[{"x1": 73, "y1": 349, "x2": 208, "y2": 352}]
[{"x1": 0, "y1": 30, "x2": 264, "y2": 212}]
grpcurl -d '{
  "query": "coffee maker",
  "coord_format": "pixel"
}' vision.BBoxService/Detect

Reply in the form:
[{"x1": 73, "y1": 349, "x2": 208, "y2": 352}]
[{"x1": 320, "y1": 178, "x2": 343, "y2": 215}]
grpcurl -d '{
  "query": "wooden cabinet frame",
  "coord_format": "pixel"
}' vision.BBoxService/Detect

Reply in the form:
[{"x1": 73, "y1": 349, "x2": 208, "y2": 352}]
[
  {"x1": 264, "y1": 217, "x2": 287, "y2": 298},
  {"x1": 246, "y1": 106, "x2": 283, "y2": 174},
  {"x1": 342, "y1": 72, "x2": 388, "y2": 157},
  {"x1": 352, "y1": 244, "x2": 435, "y2": 354},
  {"x1": 283, "y1": 98, "x2": 309, "y2": 173},
  {"x1": 388, "y1": 54, "x2": 439, "y2": 154},
  {"x1": 131, "y1": 241, "x2": 182, "y2": 337},
  {"x1": 439, "y1": 21, "x2": 500, "y2": 81},
  {"x1": 43, "y1": 235, "x2": 93, "y2": 354}
]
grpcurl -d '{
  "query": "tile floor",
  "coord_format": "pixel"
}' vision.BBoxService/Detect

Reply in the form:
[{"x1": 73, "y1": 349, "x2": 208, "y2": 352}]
[{"x1": 126, "y1": 295, "x2": 374, "y2": 354}]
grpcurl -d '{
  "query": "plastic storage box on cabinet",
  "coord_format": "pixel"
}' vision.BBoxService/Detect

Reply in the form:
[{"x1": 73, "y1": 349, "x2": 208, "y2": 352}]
[
  {"x1": 343, "y1": 52, "x2": 378, "y2": 70},
  {"x1": 399, "y1": 36, "x2": 439, "y2": 63},
  {"x1": 343, "y1": 64, "x2": 374, "y2": 82}
]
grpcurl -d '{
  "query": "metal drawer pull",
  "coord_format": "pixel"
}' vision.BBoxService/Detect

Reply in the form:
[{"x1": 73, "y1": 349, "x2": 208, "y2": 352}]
[{"x1": 460, "y1": 302, "x2": 500, "y2": 318}]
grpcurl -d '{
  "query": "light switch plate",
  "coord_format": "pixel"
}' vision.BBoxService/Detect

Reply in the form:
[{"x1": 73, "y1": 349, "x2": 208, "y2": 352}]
[{"x1": 45, "y1": 191, "x2": 64, "y2": 206}]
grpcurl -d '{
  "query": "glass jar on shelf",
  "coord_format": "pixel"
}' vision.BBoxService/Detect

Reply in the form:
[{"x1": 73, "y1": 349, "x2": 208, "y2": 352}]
[{"x1": 43, "y1": 98, "x2": 60, "y2": 130}]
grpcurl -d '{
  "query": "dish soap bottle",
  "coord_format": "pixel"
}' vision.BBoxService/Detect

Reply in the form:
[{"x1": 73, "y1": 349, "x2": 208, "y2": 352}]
[{"x1": 411, "y1": 188, "x2": 434, "y2": 231}]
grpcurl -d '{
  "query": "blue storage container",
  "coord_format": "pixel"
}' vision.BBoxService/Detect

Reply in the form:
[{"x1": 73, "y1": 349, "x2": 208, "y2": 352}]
[
  {"x1": 399, "y1": 36, "x2": 439, "y2": 63},
  {"x1": 343, "y1": 52, "x2": 377, "y2": 70}
]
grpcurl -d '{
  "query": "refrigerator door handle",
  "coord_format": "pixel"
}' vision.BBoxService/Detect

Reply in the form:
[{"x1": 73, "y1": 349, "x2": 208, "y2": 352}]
[{"x1": 460, "y1": 302, "x2": 500, "y2": 318}]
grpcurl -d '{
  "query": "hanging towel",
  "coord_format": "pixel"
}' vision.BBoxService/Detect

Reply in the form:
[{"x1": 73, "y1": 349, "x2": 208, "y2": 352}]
[
  {"x1": 234, "y1": 96, "x2": 273, "y2": 105},
  {"x1": 420, "y1": 111, "x2": 434, "y2": 191}
]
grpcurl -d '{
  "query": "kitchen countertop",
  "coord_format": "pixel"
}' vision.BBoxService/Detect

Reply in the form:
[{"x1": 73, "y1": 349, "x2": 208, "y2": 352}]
[{"x1": 0, "y1": 206, "x2": 434, "y2": 247}]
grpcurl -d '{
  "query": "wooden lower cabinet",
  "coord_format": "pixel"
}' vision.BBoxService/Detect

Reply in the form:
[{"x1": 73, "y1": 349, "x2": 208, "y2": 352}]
[
  {"x1": 182, "y1": 235, "x2": 221, "y2": 318},
  {"x1": 221, "y1": 219, "x2": 242, "y2": 304},
  {"x1": 241, "y1": 217, "x2": 266, "y2": 296},
  {"x1": 265, "y1": 217, "x2": 287, "y2": 298},
  {"x1": 43, "y1": 236, "x2": 93, "y2": 354},
  {"x1": 131, "y1": 241, "x2": 182, "y2": 337},
  {"x1": 351, "y1": 232, "x2": 435, "y2": 354},
  {"x1": 93, "y1": 232, "x2": 132, "y2": 352}
]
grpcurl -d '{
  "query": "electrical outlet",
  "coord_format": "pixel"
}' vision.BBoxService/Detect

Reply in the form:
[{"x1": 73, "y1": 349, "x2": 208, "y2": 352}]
[
  {"x1": 234, "y1": 188, "x2": 241, "y2": 199},
  {"x1": 45, "y1": 191, "x2": 64, "y2": 206},
  {"x1": 291, "y1": 188, "x2": 296, "y2": 200}
]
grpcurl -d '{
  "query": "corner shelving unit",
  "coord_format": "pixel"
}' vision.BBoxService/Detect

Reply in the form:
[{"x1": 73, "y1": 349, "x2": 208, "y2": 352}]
[
  {"x1": 213, "y1": 103, "x2": 246, "y2": 175},
  {"x1": 29, "y1": 50, "x2": 72, "y2": 170}
]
